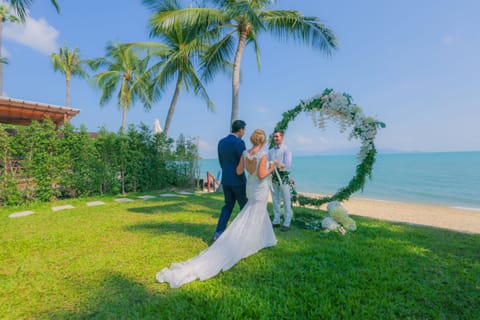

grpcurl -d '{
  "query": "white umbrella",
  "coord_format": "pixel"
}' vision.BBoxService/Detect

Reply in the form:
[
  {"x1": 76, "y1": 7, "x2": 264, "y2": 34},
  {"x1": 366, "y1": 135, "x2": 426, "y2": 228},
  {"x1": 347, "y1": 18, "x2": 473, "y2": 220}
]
[{"x1": 153, "y1": 118, "x2": 162, "y2": 134}]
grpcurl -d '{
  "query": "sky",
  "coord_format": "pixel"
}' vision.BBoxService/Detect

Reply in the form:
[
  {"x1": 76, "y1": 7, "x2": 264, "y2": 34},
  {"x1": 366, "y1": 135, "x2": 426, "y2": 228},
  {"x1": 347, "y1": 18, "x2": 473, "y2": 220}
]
[{"x1": 3, "y1": 0, "x2": 480, "y2": 159}]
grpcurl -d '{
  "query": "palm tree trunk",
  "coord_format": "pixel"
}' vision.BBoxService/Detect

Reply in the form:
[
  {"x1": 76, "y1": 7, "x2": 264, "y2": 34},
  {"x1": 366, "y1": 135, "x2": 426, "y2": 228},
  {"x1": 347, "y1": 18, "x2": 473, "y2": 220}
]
[
  {"x1": 121, "y1": 105, "x2": 128, "y2": 133},
  {"x1": 231, "y1": 28, "x2": 249, "y2": 125},
  {"x1": 120, "y1": 79, "x2": 128, "y2": 133},
  {"x1": 163, "y1": 75, "x2": 182, "y2": 135},
  {"x1": 65, "y1": 72, "x2": 71, "y2": 108}
]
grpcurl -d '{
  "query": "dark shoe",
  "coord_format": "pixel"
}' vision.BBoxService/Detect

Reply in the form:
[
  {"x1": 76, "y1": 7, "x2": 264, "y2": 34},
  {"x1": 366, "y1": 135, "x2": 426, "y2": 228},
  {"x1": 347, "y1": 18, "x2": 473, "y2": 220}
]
[
  {"x1": 211, "y1": 236, "x2": 218, "y2": 243},
  {"x1": 272, "y1": 223, "x2": 280, "y2": 228},
  {"x1": 281, "y1": 226, "x2": 290, "y2": 232}
]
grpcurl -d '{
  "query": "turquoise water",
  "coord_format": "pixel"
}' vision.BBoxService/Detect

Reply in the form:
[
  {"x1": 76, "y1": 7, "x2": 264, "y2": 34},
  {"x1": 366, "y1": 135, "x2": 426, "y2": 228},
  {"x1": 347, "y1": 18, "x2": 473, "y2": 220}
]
[{"x1": 199, "y1": 151, "x2": 480, "y2": 209}]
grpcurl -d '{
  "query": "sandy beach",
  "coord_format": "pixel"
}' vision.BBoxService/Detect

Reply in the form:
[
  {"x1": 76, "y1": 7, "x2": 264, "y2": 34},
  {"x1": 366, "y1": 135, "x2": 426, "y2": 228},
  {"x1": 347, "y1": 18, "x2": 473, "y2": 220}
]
[{"x1": 293, "y1": 193, "x2": 480, "y2": 234}]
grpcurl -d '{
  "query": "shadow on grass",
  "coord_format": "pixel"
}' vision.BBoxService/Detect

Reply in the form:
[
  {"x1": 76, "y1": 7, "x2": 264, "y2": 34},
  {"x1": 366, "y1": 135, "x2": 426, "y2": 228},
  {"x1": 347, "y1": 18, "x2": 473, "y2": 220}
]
[
  {"x1": 39, "y1": 272, "x2": 214, "y2": 319},
  {"x1": 36, "y1": 215, "x2": 480, "y2": 319},
  {"x1": 127, "y1": 194, "x2": 225, "y2": 217},
  {"x1": 40, "y1": 271, "x2": 286, "y2": 319},
  {"x1": 128, "y1": 202, "x2": 195, "y2": 214},
  {"x1": 126, "y1": 221, "x2": 214, "y2": 241}
]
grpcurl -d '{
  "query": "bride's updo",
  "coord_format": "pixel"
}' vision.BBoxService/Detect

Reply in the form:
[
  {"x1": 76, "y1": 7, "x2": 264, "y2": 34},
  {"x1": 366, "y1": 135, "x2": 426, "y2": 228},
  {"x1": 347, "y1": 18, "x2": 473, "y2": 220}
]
[{"x1": 250, "y1": 129, "x2": 266, "y2": 146}]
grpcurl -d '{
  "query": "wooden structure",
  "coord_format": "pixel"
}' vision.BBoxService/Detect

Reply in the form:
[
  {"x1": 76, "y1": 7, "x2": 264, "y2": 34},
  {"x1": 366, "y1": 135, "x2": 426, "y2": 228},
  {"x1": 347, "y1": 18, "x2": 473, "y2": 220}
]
[
  {"x1": 204, "y1": 171, "x2": 221, "y2": 192},
  {"x1": 0, "y1": 96, "x2": 80, "y2": 128}
]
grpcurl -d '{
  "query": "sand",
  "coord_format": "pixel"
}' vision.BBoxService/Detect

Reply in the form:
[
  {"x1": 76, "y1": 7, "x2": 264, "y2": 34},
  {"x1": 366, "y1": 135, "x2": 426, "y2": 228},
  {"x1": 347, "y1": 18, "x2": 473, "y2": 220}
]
[{"x1": 296, "y1": 194, "x2": 480, "y2": 234}]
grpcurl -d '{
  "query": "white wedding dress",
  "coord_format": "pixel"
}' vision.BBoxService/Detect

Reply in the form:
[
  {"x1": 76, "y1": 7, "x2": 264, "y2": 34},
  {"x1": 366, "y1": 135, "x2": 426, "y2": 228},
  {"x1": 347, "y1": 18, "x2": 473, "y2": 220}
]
[{"x1": 156, "y1": 150, "x2": 277, "y2": 288}]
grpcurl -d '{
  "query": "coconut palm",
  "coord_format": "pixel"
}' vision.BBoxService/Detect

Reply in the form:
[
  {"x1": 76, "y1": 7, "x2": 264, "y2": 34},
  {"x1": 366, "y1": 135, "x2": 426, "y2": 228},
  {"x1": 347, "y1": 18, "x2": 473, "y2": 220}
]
[
  {"x1": 8, "y1": 0, "x2": 60, "y2": 22},
  {"x1": 143, "y1": 0, "x2": 224, "y2": 135},
  {"x1": 144, "y1": 0, "x2": 339, "y2": 124},
  {"x1": 50, "y1": 46, "x2": 88, "y2": 108},
  {"x1": 88, "y1": 42, "x2": 157, "y2": 133}
]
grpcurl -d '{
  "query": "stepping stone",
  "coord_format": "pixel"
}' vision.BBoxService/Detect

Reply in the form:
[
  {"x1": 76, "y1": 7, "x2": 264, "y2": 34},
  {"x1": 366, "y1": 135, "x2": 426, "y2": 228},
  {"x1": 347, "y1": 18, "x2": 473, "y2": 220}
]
[
  {"x1": 114, "y1": 198, "x2": 134, "y2": 202},
  {"x1": 9, "y1": 210, "x2": 34, "y2": 218},
  {"x1": 177, "y1": 191, "x2": 193, "y2": 195},
  {"x1": 159, "y1": 193, "x2": 177, "y2": 197},
  {"x1": 52, "y1": 205, "x2": 75, "y2": 212},
  {"x1": 138, "y1": 195, "x2": 156, "y2": 200},
  {"x1": 86, "y1": 201, "x2": 106, "y2": 206}
]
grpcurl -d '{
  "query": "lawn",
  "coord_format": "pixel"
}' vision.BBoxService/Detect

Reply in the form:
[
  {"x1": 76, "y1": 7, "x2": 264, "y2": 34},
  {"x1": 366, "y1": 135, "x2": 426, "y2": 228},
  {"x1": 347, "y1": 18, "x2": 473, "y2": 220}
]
[{"x1": 1, "y1": 192, "x2": 479, "y2": 319}]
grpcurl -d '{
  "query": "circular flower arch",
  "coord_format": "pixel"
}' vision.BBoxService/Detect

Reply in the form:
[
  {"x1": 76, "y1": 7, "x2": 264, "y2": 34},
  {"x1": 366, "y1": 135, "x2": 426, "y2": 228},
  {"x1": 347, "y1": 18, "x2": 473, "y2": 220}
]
[{"x1": 270, "y1": 88, "x2": 386, "y2": 207}]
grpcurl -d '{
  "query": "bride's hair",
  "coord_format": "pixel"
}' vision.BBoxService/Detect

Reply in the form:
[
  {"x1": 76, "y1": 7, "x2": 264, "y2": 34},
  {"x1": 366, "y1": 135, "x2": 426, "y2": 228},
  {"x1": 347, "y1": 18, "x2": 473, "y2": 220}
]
[{"x1": 250, "y1": 129, "x2": 266, "y2": 146}]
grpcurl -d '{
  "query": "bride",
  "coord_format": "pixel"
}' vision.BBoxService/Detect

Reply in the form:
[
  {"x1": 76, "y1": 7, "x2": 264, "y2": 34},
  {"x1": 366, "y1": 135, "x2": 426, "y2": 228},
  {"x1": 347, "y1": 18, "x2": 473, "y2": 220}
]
[{"x1": 156, "y1": 129, "x2": 278, "y2": 288}]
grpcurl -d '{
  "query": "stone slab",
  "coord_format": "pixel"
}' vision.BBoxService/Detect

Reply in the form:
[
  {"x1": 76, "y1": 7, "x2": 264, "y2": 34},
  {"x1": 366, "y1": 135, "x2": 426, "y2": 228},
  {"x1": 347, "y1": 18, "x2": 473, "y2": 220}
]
[
  {"x1": 52, "y1": 205, "x2": 75, "y2": 212},
  {"x1": 114, "y1": 198, "x2": 134, "y2": 202},
  {"x1": 86, "y1": 201, "x2": 106, "y2": 206},
  {"x1": 138, "y1": 195, "x2": 156, "y2": 200},
  {"x1": 9, "y1": 210, "x2": 34, "y2": 218}
]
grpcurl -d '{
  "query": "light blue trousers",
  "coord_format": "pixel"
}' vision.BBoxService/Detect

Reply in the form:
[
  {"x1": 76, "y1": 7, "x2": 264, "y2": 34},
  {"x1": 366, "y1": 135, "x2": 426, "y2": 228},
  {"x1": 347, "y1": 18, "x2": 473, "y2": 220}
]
[{"x1": 271, "y1": 183, "x2": 293, "y2": 227}]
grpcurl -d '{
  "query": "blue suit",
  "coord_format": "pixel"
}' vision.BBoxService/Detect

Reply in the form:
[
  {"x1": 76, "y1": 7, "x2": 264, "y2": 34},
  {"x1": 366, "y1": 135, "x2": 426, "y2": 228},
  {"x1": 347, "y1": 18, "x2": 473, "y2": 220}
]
[{"x1": 214, "y1": 133, "x2": 247, "y2": 238}]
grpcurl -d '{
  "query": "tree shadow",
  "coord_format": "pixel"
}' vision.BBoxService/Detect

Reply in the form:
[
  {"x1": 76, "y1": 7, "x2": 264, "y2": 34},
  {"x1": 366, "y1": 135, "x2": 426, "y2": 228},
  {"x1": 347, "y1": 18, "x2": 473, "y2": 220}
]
[
  {"x1": 125, "y1": 221, "x2": 214, "y2": 241},
  {"x1": 37, "y1": 272, "x2": 217, "y2": 319},
  {"x1": 127, "y1": 194, "x2": 225, "y2": 218},
  {"x1": 127, "y1": 202, "x2": 199, "y2": 215},
  {"x1": 34, "y1": 217, "x2": 479, "y2": 319}
]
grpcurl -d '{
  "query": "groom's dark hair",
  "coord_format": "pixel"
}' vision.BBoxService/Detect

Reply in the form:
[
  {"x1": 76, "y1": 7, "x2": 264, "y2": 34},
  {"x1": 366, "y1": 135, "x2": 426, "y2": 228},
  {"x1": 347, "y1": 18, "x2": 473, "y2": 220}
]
[{"x1": 231, "y1": 120, "x2": 246, "y2": 133}]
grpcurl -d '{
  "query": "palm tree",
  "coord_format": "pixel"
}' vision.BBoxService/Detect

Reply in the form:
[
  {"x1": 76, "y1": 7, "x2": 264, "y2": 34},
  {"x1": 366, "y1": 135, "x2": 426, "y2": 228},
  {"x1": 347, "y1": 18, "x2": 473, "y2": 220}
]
[
  {"x1": 145, "y1": 0, "x2": 339, "y2": 124},
  {"x1": 50, "y1": 46, "x2": 88, "y2": 108},
  {"x1": 88, "y1": 42, "x2": 157, "y2": 133},
  {"x1": 8, "y1": 0, "x2": 60, "y2": 21},
  {"x1": 143, "y1": 0, "x2": 223, "y2": 135},
  {"x1": 0, "y1": 0, "x2": 60, "y2": 95}
]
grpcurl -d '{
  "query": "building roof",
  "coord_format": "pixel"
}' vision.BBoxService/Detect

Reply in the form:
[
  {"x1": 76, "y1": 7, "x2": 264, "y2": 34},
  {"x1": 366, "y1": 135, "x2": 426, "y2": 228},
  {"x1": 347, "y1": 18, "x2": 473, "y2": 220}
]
[{"x1": 0, "y1": 96, "x2": 80, "y2": 127}]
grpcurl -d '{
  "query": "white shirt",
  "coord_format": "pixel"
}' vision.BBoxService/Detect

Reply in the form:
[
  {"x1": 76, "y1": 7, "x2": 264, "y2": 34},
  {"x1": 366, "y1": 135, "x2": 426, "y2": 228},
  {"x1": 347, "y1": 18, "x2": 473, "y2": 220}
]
[{"x1": 268, "y1": 144, "x2": 292, "y2": 170}]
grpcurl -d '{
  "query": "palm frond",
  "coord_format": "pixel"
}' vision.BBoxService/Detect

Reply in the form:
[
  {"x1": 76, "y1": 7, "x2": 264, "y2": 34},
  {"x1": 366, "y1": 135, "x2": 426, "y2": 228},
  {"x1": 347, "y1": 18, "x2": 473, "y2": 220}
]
[
  {"x1": 200, "y1": 32, "x2": 235, "y2": 82},
  {"x1": 9, "y1": 0, "x2": 60, "y2": 22},
  {"x1": 224, "y1": 1, "x2": 264, "y2": 33},
  {"x1": 149, "y1": 7, "x2": 225, "y2": 32},
  {"x1": 261, "y1": 10, "x2": 339, "y2": 54},
  {"x1": 184, "y1": 65, "x2": 216, "y2": 112},
  {"x1": 246, "y1": 30, "x2": 261, "y2": 71}
]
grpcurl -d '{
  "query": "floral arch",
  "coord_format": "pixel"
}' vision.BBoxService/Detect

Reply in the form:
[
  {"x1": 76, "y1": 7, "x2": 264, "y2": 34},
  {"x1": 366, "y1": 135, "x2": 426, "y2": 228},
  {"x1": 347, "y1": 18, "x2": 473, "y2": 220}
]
[{"x1": 270, "y1": 88, "x2": 386, "y2": 207}]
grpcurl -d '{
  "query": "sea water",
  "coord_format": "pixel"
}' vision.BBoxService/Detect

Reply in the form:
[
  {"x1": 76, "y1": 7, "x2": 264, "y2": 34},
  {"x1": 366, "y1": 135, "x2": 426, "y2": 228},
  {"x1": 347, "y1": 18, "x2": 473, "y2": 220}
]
[{"x1": 199, "y1": 151, "x2": 480, "y2": 210}]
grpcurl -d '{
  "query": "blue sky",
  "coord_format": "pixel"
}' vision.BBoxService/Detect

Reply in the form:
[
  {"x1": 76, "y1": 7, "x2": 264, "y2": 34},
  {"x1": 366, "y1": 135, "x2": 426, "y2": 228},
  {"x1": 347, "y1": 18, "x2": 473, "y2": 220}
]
[{"x1": 3, "y1": 0, "x2": 480, "y2": 159}]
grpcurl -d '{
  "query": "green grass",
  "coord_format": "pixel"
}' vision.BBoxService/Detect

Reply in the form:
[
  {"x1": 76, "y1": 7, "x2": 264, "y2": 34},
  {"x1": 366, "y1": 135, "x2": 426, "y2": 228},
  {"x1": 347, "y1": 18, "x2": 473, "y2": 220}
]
[{"x1": 1, "y1": 192, "x2": 479, "y2": 319}]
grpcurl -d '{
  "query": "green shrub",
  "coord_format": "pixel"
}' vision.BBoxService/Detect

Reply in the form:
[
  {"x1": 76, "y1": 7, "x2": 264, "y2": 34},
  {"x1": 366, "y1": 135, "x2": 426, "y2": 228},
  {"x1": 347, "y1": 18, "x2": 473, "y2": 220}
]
[{"x1": 0, "y1": 121, "x2": 199, "y2": 206}]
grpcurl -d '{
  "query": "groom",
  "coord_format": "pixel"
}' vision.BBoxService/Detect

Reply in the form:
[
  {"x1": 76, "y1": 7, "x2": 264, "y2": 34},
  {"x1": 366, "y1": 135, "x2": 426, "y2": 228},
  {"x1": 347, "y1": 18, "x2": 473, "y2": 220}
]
[{"x1": 213, "y1": 120, "x2": 248, "y2": 242}]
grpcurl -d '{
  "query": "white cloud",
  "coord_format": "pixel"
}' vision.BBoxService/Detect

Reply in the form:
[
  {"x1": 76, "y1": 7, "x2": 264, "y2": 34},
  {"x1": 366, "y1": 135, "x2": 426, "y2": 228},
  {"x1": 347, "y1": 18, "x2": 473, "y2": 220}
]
[{"x1": 4, "y1": 16, "x2": 59, "y2": 55}]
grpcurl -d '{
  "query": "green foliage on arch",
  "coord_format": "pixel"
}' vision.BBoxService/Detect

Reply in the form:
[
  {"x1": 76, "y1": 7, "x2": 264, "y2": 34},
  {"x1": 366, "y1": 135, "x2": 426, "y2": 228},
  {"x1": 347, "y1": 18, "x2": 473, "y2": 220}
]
[{"x1": 271, "y1": 89, "x2": 386, "y2": 207}]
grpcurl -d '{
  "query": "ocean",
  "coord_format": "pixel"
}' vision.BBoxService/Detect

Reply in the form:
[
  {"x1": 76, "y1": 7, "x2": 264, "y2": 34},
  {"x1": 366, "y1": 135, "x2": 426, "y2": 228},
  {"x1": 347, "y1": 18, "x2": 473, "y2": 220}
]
[{"x1": 198, "y1": 151, "x2": 480, "y2": 210}]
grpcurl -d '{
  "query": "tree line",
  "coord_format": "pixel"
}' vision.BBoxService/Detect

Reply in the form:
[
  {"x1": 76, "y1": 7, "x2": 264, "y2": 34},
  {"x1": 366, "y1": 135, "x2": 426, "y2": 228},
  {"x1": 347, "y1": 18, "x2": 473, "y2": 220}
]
[{"x1": 0, "y1": 119, "x2": 199, "y2": 206}]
